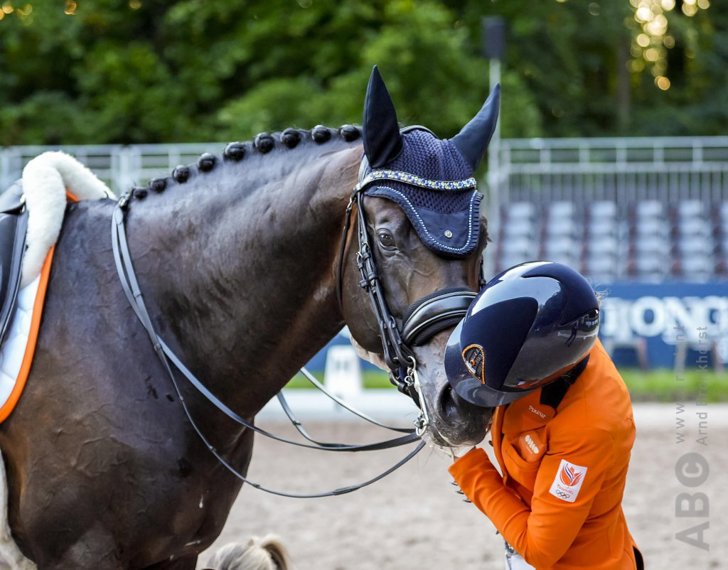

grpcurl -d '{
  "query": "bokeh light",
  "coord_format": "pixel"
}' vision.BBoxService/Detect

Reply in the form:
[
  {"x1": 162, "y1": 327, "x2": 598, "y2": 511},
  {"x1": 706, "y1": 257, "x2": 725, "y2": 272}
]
[
  {"x1": 630, "y1": 0, "x2": 710, "y2": 90},
  {"x1": 655, "y1": 76, "x2": 671, "y2": 90}
]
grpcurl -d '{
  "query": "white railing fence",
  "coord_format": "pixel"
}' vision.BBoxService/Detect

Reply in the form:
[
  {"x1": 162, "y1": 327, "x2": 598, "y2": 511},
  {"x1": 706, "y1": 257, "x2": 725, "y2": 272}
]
[
  {"x1": 6, "y1": 138, "x2": 725, "y2": 366},
  {"x1": 0, "y1": 143, "x2": 222, "y2": 195},
  {"x1": 497, "y1": 137, "x2": 728, "y2": 204},
  {"x1": 3, "y1": 136, "x2": 727, "y2": 200}
]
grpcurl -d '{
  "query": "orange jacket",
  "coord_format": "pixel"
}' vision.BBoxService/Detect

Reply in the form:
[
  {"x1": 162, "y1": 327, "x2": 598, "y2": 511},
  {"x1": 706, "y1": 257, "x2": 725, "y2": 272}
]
[{"x1": 449, "y1": 340, "x2": 640, "y2": 570}]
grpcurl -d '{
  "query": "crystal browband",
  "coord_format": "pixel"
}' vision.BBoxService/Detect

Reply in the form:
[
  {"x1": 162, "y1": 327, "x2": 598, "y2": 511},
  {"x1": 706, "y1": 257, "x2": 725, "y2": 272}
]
[{"x1": 356, "y1": 169, "x2": 477, "y2": 192}]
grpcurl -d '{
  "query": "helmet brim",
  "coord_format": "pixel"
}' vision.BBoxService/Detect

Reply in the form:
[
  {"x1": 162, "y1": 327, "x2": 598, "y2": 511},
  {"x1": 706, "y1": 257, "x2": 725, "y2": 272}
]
[{"x1": 445, "y1": 321, "x2": 534, "y2": 408}]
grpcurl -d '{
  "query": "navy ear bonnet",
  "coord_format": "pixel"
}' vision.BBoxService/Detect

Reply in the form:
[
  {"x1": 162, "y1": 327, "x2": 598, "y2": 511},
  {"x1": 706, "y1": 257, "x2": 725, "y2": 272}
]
[
  {"x1": 358, "y1": 129, "x2": 482, "y2": 258},
  {"x1": 359, "y1": 65, "x2": 498, "y2": 259}
]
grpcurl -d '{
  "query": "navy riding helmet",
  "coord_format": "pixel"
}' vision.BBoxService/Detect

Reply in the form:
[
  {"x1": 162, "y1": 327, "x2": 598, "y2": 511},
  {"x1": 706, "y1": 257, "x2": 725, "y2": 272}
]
[{"x1": 445, "y1": 261, "x2": 600, "y2": 408}]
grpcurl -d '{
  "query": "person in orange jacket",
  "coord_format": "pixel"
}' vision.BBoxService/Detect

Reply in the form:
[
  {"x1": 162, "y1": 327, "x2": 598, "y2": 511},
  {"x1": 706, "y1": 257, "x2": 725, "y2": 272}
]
[{"x1": 445, "y1": 261, "x2": 643, "y2": 570}]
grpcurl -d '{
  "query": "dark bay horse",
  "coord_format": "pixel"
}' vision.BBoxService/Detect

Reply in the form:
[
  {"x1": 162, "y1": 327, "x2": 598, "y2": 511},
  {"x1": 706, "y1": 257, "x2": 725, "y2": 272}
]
[{"x1": 0, "y1": 68, "x2": 498, "y2": 568}]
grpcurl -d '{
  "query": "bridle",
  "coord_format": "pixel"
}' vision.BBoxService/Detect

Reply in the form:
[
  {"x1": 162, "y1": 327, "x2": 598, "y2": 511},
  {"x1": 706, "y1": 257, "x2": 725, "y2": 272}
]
[
  {"x1": 340, "y1": 166, "x2": 481, "y2": 408},
  {"x1": 110, "y1": 161, "x2": 480, "y2": 498}
]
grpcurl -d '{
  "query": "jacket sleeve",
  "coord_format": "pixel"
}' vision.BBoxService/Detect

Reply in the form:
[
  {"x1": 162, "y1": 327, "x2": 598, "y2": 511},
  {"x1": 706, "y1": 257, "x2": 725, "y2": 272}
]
[{"x1": 449, "y1": 427, "x2": 615, "y2": 569}]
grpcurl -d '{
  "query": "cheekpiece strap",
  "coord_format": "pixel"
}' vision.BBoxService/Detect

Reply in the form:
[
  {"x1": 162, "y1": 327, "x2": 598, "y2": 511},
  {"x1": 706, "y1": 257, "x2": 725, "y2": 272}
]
[{"x1": 355, "y1": 169, "x2": 477, "y2": 193}]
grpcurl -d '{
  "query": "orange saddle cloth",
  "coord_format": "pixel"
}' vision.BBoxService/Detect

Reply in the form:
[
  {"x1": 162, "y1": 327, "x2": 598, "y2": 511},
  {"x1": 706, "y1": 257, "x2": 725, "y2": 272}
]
[{"x1": 0, "y1": 246, "x2": 54, "y2": 422}]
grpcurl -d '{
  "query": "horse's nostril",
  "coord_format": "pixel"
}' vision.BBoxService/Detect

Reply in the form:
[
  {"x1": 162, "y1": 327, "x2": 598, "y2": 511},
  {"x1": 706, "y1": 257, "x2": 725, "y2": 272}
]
[
  {"x1": 439, "y1": 384, "x2": 476, "y2": 418},
  {"x1": 437, "y1": 384, "x2": 458, "y2": 420},
  {"x1": 449, "y1": 387, "x2": 474, "y2": 410},
  {"x1": 432, "y1": 383, "x2": 490, "y2": 447}
]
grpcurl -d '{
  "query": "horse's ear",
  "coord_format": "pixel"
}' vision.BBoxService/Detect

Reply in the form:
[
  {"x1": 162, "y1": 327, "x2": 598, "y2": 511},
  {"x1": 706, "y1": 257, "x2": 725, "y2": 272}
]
[
  {"x1": 362, "y1": 66, "x2": 403, "y2": 168},
  {"x1": 450, "y1": 84, "x2": 501, "y2": 171}
]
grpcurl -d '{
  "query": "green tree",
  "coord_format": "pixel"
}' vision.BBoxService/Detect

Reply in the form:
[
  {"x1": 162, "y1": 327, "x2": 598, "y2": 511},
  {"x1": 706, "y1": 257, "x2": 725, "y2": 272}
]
[
  {"x1": 450, "y1": 0, "x2": 728, "y2": 136},
  {"x1": 0, "y1": 0, "x2": 726, "y2": 145}
]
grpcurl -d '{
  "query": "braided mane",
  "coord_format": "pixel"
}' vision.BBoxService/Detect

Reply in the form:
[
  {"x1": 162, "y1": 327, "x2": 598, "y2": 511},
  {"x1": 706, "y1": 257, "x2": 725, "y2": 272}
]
[{"x1": 129, "y1": 125, "x2": 363, "y2": 200}]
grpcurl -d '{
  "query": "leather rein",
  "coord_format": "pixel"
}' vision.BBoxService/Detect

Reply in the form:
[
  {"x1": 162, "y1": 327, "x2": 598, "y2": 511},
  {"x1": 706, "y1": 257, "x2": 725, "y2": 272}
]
[{"x1": 110, "y1": 166, "x2": 477, "y2": 498}]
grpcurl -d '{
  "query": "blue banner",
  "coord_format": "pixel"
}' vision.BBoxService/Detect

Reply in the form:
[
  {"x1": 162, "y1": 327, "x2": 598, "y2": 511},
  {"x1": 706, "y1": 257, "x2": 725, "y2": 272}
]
[{"x1": 597, "y1": 282, "x2": 728, "y2": 369}]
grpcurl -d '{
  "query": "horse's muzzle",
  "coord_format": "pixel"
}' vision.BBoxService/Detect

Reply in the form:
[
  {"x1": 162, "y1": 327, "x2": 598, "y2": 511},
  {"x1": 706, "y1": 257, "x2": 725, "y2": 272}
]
[
  {"x1": 430, "y1": 383, "x2": 491, "y2": 447},
  {"x1": 410, "y1": 329, "x2": 490, "y2": 448}
]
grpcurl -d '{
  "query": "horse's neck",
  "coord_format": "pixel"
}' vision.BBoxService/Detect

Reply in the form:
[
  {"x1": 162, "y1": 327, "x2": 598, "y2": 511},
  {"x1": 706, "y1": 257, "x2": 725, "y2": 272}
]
[{"x1": 127, "y1": 144, "x2": 362, "y2": 415}]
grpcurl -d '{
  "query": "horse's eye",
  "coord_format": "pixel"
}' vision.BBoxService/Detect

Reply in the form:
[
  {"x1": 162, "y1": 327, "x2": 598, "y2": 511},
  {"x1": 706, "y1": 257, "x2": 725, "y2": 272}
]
[{"x1": 377, "y1": 230, "x2": 396, "y2": 250}]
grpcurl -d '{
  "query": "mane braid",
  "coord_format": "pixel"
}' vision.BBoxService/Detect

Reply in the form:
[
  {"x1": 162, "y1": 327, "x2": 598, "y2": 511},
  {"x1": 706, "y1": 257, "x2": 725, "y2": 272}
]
[{"x1": 137, "y1": 125, "x2": 362, "y2": 200}]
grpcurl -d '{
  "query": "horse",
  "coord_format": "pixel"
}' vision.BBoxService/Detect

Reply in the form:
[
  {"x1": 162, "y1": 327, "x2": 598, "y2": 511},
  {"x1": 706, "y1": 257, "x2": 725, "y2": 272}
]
[{"x1": 0, "y1": 67, "x2": 499, "y2": 568}]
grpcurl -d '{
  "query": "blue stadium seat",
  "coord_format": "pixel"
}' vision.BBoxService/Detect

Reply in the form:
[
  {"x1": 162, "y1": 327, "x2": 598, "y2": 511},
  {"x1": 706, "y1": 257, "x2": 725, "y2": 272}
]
[
  {"x1": 588, "y1": 235, "x2": 619, "y2": 257},
  {"x1": 583, "y1": 254, "x2": 618, "y2": 283},
  {"x1": 495, "y1": 198, "x2": 726, "y2": 282},
  {"x1": 508, "y1": 201, "x2": 536, "y2": 221},
  {"x1": 588, "y1": 201, "x2": 617, "y2": 219},
  {"x1": 635, "y1": 200, "x2": 664, "y2": 218},
  {"x1": 677, "y1": 200, "x2": 704, "y2": 219},
  {"x1": 503, "y1": 217, "x2": 536, "y2": 239}
]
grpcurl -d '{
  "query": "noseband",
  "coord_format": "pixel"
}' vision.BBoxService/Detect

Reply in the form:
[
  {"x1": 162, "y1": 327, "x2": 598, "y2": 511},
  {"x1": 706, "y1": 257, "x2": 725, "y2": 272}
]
[{"x1": 339, "y1": 167, "x2": 479, "y2": 409}]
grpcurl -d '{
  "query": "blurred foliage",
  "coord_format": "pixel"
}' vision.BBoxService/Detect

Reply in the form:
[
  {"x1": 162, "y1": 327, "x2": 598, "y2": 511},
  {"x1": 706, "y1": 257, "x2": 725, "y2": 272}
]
[{"x1": 0, "y1": 0, "x2": 727, "y2": 145}]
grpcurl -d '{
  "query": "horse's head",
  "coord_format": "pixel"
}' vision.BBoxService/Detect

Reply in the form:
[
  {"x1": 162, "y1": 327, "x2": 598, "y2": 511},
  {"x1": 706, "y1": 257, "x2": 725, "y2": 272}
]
[{"x1": 341, "y1": 67, "x2": 500, "y2": 448}]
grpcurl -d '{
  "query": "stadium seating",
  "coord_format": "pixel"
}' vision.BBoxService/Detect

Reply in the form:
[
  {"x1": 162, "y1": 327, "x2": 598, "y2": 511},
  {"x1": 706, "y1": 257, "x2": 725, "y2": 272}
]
[{"x1": 493, "y1": 199, "x2": 728, "y2": 282}]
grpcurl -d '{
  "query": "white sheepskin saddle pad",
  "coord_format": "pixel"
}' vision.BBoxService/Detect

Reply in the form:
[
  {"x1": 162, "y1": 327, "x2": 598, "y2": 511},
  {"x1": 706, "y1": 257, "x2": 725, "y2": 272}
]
[
  {"x1": 20, "y1": 151, "x2": 115, "y2": 286},
  {"x1": 0, "y1": 151, "x2": 115, "y2": 411}
]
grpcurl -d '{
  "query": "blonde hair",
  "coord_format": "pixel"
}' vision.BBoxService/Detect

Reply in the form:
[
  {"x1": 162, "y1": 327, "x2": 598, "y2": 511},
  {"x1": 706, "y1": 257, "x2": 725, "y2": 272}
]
[{"x1": 204, "y1": 535, "x2": 292, "y2": 570}]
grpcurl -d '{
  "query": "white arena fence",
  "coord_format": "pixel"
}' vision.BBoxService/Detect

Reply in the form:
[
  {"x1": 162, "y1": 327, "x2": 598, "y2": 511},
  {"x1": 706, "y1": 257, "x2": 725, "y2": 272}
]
[
  {"x1": 495, "y1": 136, "x2": 728, "y2": 205},
  {"x1": 2, "y1": 136, "x2": 726, "y2": 198},
  {"x1": 0, "y1": 143, "x2": 221, "y2": 195},
  {"x1": 2, "y1": 136, "x2": 727, "y2": 207},
  {"x1": 3, "y1": 136, "x2": 728, "y2": 283},
  {"x1": 486, "y1": 137, "x2": 728, "y2": 282},
  {"x1": 3, "y1": 137, "x2": 727, "y2": 369},
  {"x1": 0, "y1": 136, "x2": 728, "y2": 282}
]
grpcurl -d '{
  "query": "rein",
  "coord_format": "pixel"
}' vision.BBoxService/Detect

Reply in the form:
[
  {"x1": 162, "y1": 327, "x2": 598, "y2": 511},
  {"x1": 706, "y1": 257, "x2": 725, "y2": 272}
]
[
  {"x1": 110, "y1": 162, "x2": 479, "y2": 497},
  {"x1": 111, "y1": 194, "x2": 424, "y2": 499}
]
